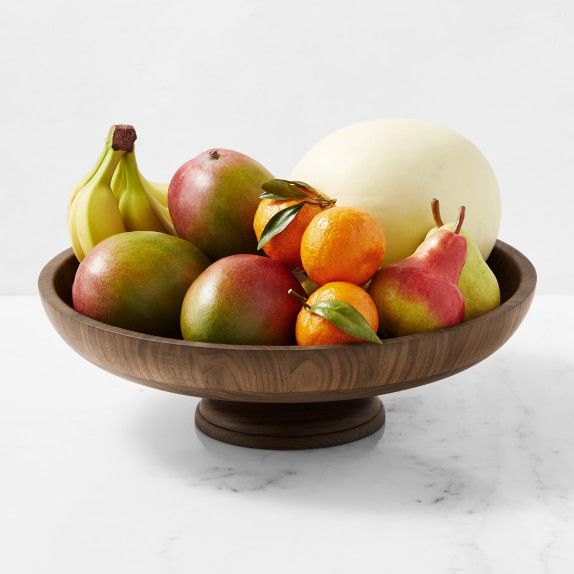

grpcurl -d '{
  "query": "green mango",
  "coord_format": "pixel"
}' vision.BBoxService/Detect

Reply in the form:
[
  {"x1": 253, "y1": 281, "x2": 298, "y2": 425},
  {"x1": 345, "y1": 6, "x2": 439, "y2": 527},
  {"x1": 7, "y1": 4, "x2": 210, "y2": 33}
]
[{"x1": 73, "y1": 231, "x2": 210, "y2": 337}]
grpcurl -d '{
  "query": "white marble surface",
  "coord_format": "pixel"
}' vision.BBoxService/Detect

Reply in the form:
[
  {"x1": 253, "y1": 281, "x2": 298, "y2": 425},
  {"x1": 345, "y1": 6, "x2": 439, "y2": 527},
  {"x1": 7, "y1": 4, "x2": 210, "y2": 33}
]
[{"x1": 1, "y1": 295, "x2": 573, "y2": 574}]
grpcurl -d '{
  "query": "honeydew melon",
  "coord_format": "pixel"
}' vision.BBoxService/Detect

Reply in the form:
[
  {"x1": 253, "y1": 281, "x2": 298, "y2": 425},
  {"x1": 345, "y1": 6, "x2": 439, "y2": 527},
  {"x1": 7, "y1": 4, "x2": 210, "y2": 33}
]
[{"x1": 291, "y1": 119, "x2": 500, "y2": 265}]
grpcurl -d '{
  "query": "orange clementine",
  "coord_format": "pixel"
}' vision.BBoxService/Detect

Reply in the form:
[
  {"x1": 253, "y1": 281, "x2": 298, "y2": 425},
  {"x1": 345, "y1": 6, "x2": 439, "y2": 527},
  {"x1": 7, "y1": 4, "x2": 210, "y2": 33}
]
[
  {"x1": 253, "y1": 199, "x2": 324, "y2": 268},
  {"x1": 300, "y1": 206, "x2": 386, "y2": 285},
  {"x1": 295, "y1": 281, "x2": 379, "y2": 346}
]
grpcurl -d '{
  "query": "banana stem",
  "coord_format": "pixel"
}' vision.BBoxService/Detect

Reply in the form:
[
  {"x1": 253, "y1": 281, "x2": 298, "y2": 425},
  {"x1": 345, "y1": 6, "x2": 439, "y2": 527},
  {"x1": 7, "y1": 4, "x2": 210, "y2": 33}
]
[
  {"x1": 126, "y1": 150, "x2": 156, "y2": 195},
  {"x1": 95, "y1": 145, "x2": 127, "y2": 184},
  {"x1": 431, "y1": 198, "x2": 444, "y2": 226},
  {"x1": 111, "y1": 125, "x2": 137, "y2": 152},
  {"x1": 453, "y1": 206, "x2": 466, "y2": 235},
  {"x1": 122, "y1": 150, "x2": 140, "y2": 186}
]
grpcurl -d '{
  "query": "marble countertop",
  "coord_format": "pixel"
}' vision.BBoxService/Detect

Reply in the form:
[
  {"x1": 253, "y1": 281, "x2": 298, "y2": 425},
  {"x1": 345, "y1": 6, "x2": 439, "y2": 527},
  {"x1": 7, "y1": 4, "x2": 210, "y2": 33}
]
[{"x1": 1, "y1": 295, "x2": 573, "y2": 574}]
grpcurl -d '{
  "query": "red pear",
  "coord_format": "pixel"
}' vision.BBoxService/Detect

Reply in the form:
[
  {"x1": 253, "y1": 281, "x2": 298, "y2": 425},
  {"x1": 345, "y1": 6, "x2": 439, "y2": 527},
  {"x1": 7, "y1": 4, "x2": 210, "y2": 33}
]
[{"x1": 368, "y1": 206, "x2": 467, "y2": 336}]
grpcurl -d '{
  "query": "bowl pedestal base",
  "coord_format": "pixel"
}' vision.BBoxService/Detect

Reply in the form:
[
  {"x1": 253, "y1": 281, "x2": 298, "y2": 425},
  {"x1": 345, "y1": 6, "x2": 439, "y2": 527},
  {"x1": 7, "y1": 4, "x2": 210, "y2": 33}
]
[{"x1": 195, "y1": 397, "x2": 385, "y2": 450}]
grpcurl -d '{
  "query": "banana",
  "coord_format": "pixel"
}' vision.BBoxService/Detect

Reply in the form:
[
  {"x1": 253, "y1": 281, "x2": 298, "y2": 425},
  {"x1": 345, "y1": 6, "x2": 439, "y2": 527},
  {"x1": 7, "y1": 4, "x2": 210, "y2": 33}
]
[
  {"x1": 110, "y1": 155, "x2": 126, "y2": 201},
  {"x1": 67, "y1": 192, "x2": 86, "y2": 260},
  {"x1": 110, "y1": 147, "x2": 176, "y2": 235},
  {"x1": 117, "y1": 152, "x2": 166, "y2": 232},
  {"x1": 67, "y1": 126, "x2": 118, "y2": 211},
  {"x1": 140, "y1": 177, "x2": 177, "y2": 235},
  {"x1": 72, "y1": 146, "x2": 126, "y2": 260},
  {"x1": 68, "y1": 125, "x2": 136, "y2": 261},
  {"x1": 140, "y1": 177, "x2": 168, "y2": 206},
  {"x1": 67, "y1": 125, "x2": 177, "y2": 261}
]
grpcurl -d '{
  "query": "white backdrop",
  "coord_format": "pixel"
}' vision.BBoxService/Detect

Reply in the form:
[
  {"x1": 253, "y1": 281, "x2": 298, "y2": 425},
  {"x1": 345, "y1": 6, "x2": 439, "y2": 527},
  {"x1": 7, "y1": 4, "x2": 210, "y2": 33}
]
[{"x1": 1, "y1": 0, "x2": 572, "y2": 294}]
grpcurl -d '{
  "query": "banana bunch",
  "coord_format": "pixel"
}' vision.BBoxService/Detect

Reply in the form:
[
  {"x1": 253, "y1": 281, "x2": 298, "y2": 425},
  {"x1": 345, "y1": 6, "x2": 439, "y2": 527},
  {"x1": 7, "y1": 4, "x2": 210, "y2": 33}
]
[
  {"x1": 112, "y1": 151, "x2": 176, "y2": 236},
  {"x1": 67, "y1": 125, "x2": 175, "y2": 261}
]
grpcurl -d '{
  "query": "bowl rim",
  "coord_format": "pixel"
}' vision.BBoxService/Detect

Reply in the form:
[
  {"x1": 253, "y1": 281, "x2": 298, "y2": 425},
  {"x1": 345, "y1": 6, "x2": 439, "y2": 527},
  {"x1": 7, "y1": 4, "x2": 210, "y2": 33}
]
[{"x1": 38, "y1": 240, "x2": 537, "y2": 352}]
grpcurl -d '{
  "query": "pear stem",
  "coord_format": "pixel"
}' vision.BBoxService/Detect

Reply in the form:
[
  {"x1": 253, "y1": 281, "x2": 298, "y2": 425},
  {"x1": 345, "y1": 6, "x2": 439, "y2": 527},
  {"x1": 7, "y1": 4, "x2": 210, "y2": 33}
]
[
  {"x1": 453, "y1": 206, "x2": 466, "y2": 235},
  {"x1": 288, "y1": 288, "x2": 310, "y2": 310},
  {"x1": 431, "y1": 198, "x2": 444, "y2": 226},
  {"x1": 111, "y1": 125, "x2": 137, "y2": 152}
]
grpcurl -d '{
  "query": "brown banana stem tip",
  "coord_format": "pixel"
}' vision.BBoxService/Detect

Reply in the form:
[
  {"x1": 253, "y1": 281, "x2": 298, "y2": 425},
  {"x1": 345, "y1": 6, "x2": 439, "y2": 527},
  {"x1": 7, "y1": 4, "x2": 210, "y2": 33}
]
[
  {"x1": 431, "y1": 198, "x2": 444, "y2": 226},
  {"x1": 453, "y1": 206, "x2": 466, "y2": 235},
  {"x1": 112, "y1": 125, "x2": 137, "y2": 152}
]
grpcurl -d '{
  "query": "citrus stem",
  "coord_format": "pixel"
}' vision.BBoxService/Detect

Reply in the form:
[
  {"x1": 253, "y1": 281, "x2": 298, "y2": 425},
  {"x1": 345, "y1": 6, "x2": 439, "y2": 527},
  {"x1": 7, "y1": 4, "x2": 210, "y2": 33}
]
[
  {"x1": 431, "y1": 198, "x2": 444, "y2": 227},
  {"x1": 303, "y1": 198, "x2": 336, "y2": 209},
  {"x1": 288, "y1": 289, "x2": 310, "y2": 310},
  {"x1": 304, "y1": 197, "x2": 336, "y2": 209},
  {"x1": 313, "y1": 191, "x2": 336, "y2": 205}
]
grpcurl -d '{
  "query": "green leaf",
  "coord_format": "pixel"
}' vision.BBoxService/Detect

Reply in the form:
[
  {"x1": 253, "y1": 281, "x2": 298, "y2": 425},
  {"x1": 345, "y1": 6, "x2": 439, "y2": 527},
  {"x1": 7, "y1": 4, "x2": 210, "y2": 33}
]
[
  {"x1": 308, "y1": 300, "x2": 382, "y2": 344},
  {"x1": 257, "y1": 202, "x2": 305, "y2": 250},
  {"x1": 291, "y1": 180, "x2": 333, "y2": 203},
  {"x1": 259, "y1": 191, "x2": 292, "y2": 200},
  {"x1": 290, "y1": 180, "x2": 317, "y2": 193},
  {"x1": 260, "y1": 179, "x2": 309, "y2": 200}
]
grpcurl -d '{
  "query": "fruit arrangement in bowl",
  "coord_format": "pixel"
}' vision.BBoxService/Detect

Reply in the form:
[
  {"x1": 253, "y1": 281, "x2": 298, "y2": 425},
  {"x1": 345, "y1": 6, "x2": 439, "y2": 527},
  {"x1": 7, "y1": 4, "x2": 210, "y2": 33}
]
[{"x1": 40, "y1": 119, "x2": 536, "y2": 449}]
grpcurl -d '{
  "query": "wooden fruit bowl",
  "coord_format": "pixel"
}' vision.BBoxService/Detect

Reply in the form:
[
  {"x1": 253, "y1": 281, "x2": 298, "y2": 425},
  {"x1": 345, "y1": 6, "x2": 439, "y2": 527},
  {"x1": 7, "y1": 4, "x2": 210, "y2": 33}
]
[{"x1": 39, "y1": 241, "x2": 536, "y2": 450}]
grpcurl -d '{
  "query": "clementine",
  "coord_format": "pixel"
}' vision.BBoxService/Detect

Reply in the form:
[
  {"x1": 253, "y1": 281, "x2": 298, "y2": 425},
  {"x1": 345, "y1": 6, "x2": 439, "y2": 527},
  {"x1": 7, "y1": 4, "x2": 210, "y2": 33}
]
[
  {"x1": 300, "y1": 206, "x2": 386, "y2": 285},
  {"x1": 295, "y1": 281, "x2": 379, "y2": 346},
  {"x1": 253, "y1": 199, "x2": 324, "y2": 268}
]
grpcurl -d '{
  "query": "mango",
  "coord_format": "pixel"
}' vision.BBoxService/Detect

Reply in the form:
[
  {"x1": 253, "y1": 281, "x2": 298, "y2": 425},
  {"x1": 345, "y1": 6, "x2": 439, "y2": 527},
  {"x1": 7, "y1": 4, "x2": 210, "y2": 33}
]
[
  {"x1": 168, "y1": 149, "x2": 273, "y2": 260},
  {"x1": 181, "y1": 254, "x2": 303, "y2": 345},
  {"x1": 72, "y1": 231, "x2": 210, "y2": 337}
]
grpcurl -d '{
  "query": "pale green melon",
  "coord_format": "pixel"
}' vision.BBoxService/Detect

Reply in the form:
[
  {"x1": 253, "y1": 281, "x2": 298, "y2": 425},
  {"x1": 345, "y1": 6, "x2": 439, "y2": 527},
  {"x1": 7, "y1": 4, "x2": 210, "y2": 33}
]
[{"x1": 291, "y1": 119, "x2": 501, "y2": 266}]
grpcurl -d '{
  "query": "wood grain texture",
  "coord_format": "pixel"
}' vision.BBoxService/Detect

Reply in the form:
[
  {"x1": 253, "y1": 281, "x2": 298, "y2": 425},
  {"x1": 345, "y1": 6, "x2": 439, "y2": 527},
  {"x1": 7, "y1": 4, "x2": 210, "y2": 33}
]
[
  {"x1": 38, "y1": 241, "x2": 536, "y2": 403},
  {"x1": 195, "y1": 397, "x2": 385, "y2": 449}
]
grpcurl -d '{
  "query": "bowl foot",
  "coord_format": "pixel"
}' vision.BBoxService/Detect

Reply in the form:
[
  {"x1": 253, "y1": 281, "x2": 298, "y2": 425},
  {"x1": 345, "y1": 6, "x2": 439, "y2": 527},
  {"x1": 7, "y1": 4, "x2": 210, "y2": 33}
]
[{"x1": 195, "y1": 397, "x2": 385, "y2": 450}]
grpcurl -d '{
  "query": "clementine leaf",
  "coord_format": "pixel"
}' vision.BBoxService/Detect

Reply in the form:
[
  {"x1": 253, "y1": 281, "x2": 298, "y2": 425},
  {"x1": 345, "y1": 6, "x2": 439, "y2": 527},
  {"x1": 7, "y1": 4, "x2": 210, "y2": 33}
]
[
  {"x1": 260, "y1": 179, "x2": 309, "y2": 200},
  {"x1": 308, "y1": 300, "x2": 382, "y2": 344},
  {"x1": 290, "y1": 180, "x2": 317, "y2": 193},
  {"x1": 257, "y1": 202, "x2": 305, "y2": 250},
  {"x1": 291, "y1": 180, "x2": 332, "y2": 202}
]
